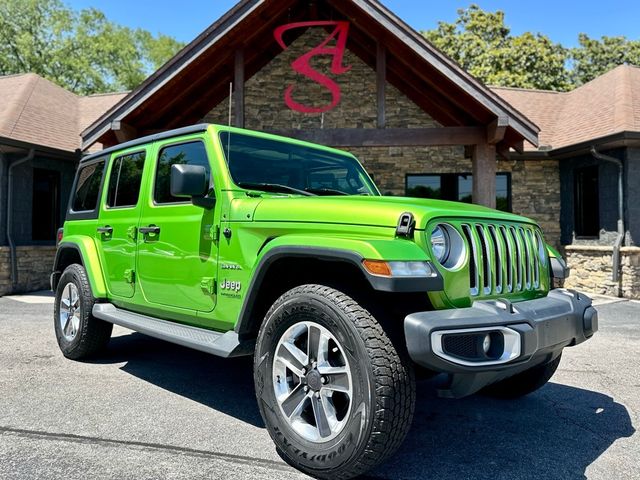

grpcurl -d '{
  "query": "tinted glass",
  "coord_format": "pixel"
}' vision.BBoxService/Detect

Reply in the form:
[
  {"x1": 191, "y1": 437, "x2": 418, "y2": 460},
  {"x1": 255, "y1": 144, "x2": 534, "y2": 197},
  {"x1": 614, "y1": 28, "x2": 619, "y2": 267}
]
[
  {"x1": 406, "y1": 173, "x2": 511, "y2": 212},
  {"x1": 154, "y1": 141, "x2": 210, "y2": 204},
  {"x1": 107, "y1": 152, "x2": 145, "y2": 208},
  {"x1": 72, "y1": 160, "x2": 105, "y2": 212},
  {"x1": 220, "y1": 132, "x2": 377, "y2": 196}
]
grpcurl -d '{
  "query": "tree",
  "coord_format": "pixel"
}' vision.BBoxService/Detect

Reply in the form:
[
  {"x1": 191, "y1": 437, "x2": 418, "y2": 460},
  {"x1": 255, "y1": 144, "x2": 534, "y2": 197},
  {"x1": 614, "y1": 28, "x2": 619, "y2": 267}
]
[
  {"x1": 0, "y1": 0, "x2": 184, "y2": 94},
  {"x1": 423, "y1": 5, "x2": 570, "y2": 91},
  {"x1": 571, "y1": 34, "x2": 640, "y2": 85}
]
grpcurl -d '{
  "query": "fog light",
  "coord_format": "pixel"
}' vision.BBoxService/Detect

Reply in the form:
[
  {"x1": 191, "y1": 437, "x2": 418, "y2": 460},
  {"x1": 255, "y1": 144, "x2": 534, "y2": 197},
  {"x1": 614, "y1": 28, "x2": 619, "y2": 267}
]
[{"x1": 482, "y1": 334, "x2": 491, "y2": 354}]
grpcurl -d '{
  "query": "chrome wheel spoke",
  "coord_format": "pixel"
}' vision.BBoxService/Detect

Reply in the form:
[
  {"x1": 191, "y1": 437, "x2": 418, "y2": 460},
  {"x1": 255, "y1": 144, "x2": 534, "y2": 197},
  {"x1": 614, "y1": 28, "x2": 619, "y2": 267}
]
[
  {"x1": 320, "y1": 366, "x2": 350, "y2": 394},
  {"x1": 307, "y1": 324, "x2": 321, "y2": 362},
  {"x1": 277, "y1": 342, "x2": 307, "y2": 377},
  {"x1": 311, "y1": 394, "x2": 331, "y2": 439},
  {"x1": 62, "y1": 313, "x2": 73, "y2": 337},
  {"x1": 281, "y1": 384, "x2": 308, "y2": 418}
]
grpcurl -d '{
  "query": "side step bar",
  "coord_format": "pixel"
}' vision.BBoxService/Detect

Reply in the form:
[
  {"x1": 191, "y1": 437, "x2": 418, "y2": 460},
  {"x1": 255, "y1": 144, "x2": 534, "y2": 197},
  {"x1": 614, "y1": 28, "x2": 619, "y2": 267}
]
[{"x1": 92, "y1": 303, "x2": 253, "y2": 358}]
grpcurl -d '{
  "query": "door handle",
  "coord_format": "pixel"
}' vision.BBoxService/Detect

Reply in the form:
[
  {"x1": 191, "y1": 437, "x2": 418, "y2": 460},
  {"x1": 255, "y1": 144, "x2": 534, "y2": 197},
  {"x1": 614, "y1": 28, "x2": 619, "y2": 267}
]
[
  {"x1": 97, "y1": 226, "x2": 113, "y2": 235},
  {"x1": 139, "y1": 226, "x2": 161, "y2": 235}
]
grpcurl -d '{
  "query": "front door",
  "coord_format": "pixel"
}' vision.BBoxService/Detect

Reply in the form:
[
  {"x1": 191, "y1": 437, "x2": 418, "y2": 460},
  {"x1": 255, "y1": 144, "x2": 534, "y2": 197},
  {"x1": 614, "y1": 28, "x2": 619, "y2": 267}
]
[
  {"x1": 95, "y1": 149, "x2": 146, "y2": 298},
  {"x1": 136, "y1": 137, "x2": 218, "y2": 313}
]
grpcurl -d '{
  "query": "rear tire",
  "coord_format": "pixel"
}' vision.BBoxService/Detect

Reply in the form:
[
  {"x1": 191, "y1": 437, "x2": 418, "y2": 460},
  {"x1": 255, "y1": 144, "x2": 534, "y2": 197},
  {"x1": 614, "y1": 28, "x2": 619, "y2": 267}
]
[
  {"x1": 54, "y1": 264, "x2": 112, "y2": 359},
  {"x1": 482, "y1": 354, "x2": 562, "y2": 398},
  {"x1": 253, "y1": 284, "x2": 415, "y2": 479}
]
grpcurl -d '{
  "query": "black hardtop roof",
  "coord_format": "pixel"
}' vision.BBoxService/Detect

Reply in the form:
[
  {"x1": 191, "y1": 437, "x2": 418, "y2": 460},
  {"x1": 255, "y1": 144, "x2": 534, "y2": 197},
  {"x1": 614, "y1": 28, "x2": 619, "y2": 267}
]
[{"x1": 80, "y1": 124, "x2": 210, "y2": 164}]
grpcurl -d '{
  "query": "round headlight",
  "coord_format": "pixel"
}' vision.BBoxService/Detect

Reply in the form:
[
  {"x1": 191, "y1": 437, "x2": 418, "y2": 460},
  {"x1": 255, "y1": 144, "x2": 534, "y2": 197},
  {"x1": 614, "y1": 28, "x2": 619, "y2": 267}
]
[
  {"x1": 430, "y1": 224, "x2": 466, "y2": 269},
  {"x1": 430, "y1": 225, "x2": 450, "y2": 264}
]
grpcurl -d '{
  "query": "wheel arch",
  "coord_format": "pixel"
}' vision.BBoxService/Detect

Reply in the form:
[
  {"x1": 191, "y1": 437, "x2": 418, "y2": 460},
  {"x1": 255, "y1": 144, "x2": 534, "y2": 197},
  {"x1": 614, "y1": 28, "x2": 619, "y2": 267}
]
[
  {"x1": 235, "y1": 243, "x2": 440, "y2": 340},
  {"x1": 52, "y1": 237, "x2": 107, "y2": 298}
]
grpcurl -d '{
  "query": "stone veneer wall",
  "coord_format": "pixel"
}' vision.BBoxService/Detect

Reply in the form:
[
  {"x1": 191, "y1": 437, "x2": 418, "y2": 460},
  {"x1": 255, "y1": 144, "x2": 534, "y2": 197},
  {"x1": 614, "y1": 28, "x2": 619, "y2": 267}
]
[
  {"x1": 0, "y1": 246, "x2": 56, "y2": 296},
  {"x1": 563, "y1": 245, "x2": 640, "y2": 298},
  {"x1": 202, "y1": 28, "x2": 561, "y2": 246}
]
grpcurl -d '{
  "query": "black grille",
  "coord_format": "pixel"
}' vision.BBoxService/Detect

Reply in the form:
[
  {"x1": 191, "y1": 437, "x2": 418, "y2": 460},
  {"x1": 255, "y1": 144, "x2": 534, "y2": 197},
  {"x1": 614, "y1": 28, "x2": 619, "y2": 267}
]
[{"x1": 442, "y1": 334, "x2": 478, "y2": 359}]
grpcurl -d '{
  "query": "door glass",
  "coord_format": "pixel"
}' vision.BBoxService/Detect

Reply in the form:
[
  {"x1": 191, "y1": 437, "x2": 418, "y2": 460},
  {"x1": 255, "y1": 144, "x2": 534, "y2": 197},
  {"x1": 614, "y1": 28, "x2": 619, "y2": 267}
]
[
  {"x1": 107, "y1": 152, "x2": 145, "y2": 208},
  {"x1": 154, "y1": 141, "x2": 210, "y2": 204},
  {"x1": 72, "y1": 160, "x2": 105, "y2": 212}
]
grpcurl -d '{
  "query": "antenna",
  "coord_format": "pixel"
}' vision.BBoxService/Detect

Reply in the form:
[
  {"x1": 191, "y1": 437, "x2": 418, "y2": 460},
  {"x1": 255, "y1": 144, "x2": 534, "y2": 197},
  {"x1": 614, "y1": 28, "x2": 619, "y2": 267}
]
[{"x1": 227, "y1": 82, "x2": 232, "y2": 159}]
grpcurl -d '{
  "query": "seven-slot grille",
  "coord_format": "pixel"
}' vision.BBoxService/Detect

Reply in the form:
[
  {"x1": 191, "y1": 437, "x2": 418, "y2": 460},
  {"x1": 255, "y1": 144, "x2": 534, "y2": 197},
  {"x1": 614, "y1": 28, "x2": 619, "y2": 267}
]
[{"x1": 460, "y1": 223, "x2": 543, "y2": 296}]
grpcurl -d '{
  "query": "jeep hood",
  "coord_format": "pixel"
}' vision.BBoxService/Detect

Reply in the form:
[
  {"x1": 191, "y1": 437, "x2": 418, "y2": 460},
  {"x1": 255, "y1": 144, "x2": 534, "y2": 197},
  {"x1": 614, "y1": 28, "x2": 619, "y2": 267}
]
[{"x1": 251, "y1": 196, "x2": 534, "y2": 230}]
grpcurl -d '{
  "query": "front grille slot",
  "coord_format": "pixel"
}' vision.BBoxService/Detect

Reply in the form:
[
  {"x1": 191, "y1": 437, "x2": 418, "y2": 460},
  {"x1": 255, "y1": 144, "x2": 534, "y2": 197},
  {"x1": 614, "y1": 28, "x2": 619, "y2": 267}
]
[
  {"x1": 475, "y1": 225, "x2": 491, "y2": 294},
  {"x1": 461, "y1": 225, "x2": 478, "y2": 295},
  {"x1": 461, "y1": 221, "x2": 543, "y2": 297},
  {"x1": 488, "y1": 226, "x2": 502, "y2": 294}
]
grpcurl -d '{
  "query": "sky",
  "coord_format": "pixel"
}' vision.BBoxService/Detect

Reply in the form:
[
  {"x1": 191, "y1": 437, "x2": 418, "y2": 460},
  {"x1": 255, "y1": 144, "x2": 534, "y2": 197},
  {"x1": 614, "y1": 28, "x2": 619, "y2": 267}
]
[{"x1": 65, "y1": 0, "x2": 640, "y2": 47}]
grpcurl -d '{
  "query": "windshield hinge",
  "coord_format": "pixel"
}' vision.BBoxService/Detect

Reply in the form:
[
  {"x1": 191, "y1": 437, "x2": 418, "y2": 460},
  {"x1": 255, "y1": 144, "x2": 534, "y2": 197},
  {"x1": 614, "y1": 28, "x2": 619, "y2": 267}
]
[
  {"x1": 396, "y1": 212, "x2": 415, "y2": 238},
  {"x1": 200, "y1": 277, "x2": 216, "y2": 295}
]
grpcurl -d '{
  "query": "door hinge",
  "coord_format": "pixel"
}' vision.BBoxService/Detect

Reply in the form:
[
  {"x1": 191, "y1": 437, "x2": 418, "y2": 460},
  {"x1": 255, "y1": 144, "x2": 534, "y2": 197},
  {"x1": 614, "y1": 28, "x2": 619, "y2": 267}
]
[
  {"x1": 200, "y1": 277, "x2": 216, "y2": 295},
  {"x1": 204, "y1": 224, "x2": 220, "y2": 243},
  {"x1": 127, "y1": 226, "x2": 137, "y2": 240},
  {"x1": 124, "y1": 269, "x2": 135, "y2": 284}
]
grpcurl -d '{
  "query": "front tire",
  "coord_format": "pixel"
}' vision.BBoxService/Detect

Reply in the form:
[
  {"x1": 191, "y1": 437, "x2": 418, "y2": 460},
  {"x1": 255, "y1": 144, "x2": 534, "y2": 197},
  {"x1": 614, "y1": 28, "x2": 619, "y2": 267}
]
[
  {"x1": 254, "y1": 284, "x2": 415, "y2": 479},
  {"x1": 54, "y1": 264, "x2": 112, "y2": 360}
]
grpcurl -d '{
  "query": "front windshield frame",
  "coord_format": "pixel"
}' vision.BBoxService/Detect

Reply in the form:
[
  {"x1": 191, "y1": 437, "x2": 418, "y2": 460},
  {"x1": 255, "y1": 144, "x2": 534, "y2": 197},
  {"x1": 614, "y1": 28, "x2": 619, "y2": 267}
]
[{"x1": 218, "y1": 131, "x2": 380, "y2": 196}]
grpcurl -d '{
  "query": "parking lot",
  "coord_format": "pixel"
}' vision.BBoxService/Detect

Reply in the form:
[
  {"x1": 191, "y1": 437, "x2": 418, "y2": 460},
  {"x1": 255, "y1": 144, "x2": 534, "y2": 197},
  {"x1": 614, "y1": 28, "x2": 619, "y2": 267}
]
[{"x1": 0, "y1": 292, "x2": 638, "y2": 480}]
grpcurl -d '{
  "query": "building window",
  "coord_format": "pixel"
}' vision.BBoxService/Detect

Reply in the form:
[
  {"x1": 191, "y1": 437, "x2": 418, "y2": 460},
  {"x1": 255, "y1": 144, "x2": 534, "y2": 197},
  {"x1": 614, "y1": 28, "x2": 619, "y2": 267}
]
[
  {"x1": 32, "y1": 168, "x2": 61, "y2": 241},
  {"x1": 406, "y1": 173, "x2": 511, "y2": 212},
  {"x1": 574, "y1": 166, "x2": 599, "y2": 238}
]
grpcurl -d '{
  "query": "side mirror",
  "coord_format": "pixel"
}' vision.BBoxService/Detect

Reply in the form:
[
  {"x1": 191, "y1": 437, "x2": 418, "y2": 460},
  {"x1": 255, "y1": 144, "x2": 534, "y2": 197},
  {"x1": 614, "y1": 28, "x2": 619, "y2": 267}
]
[{"x1": 170, "y1": 164, "x2": 214, "y2": 208}]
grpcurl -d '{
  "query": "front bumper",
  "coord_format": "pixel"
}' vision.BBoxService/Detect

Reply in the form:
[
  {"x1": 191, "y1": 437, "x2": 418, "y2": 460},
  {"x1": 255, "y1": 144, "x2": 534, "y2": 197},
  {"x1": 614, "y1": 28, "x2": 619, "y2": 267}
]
[{"x1": 404, "y1": 289, "x2": 597, "y2": 398}]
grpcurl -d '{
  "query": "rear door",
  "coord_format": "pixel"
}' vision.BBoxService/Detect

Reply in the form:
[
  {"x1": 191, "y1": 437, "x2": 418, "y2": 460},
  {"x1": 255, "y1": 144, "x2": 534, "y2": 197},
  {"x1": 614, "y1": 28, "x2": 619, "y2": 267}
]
[
  {"x1": 136, "y1": 136, "x2": 219, "y2": 313},
  {"x1": 94, "y1": 149, "x2": 146, "y2": 298}
]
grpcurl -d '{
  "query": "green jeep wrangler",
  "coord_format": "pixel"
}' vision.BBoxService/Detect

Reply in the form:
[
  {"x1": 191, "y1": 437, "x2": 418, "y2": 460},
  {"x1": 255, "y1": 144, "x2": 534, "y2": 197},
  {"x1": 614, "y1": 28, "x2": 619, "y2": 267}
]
[{"x1": 52, "y1": 124, "x2": 597, "y2": 479}]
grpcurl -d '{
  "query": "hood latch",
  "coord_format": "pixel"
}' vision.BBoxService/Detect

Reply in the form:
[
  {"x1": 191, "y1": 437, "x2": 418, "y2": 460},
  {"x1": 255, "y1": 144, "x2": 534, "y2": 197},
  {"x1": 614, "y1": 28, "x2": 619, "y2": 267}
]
[{"x1": 396, "y1": 212, "x2": 415, "y2": 238}]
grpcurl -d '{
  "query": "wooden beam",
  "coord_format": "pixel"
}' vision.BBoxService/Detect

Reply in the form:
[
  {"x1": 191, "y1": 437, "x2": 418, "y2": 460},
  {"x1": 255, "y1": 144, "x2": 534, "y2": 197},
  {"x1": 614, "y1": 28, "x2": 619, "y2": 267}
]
[
  {"x1": 376, "y1": 42, "x2": 386, "y2": 129},
  {"x1": 110, "y1": 120, "x2": 137, "y2": 144},
  {"x1": 269, "y1": 127, "x2": 485, "y2": 147},
  {"x1": 234, "y1": 49, "x2": 245, "y2": 128},
  {"x1": 487, "y1": 116, "x2": 508, "y2": 144},
  {"x1": 472, "y1": 142, "x2": 497, "y2": 208}
]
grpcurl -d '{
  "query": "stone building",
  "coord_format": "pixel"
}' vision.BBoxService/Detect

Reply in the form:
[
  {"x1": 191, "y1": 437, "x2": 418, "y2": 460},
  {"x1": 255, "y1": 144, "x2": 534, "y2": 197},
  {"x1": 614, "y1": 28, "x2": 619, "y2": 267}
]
[
  {"x1": 0, "y1": 73, "x2": 125, "y2": 295},
  {"x1": 2, "y1": 0, "x2": 640, "y2": 298}
]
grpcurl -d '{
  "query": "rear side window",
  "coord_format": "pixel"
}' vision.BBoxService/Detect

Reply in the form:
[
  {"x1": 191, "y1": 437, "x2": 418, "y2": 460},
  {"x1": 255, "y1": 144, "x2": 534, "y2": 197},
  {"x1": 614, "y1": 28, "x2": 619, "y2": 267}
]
[
  {"x1": 72, "y1": 160, "x2": 105, "y2": 212},
  {"x1": 106, "y1": 151, "x2": 146, "y2": 208},
  {"x1": 154, "y1": 141, "x2": 210, "y2": 204}
]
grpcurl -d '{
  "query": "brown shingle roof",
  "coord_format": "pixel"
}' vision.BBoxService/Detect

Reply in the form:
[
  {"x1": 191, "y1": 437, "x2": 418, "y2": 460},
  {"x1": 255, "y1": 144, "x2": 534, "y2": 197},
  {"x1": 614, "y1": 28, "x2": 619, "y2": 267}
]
[
  {"x1": 0, "y1": 73, "x2": 127, "y2": 152},
  {"x1": 491, "y1": 65, "x2": 640, "y2": 151}
]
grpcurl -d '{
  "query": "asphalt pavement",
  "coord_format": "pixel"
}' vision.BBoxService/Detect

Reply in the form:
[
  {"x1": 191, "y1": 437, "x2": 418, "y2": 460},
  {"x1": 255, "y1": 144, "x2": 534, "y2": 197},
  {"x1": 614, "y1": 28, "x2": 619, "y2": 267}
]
[{"x1": 0, "y1": 292, "x2": 638, "y2": 479}]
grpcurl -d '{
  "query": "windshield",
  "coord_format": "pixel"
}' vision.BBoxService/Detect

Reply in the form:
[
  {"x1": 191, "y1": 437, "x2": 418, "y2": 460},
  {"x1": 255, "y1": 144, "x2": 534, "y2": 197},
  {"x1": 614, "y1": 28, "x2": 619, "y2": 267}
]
[{"x1": 220, "y1": 131, "x2": 379, "y2": 196}]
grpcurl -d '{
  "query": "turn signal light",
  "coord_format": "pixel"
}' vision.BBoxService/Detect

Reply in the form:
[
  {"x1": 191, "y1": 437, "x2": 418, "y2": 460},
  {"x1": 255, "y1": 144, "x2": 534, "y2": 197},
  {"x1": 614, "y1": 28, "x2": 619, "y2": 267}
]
[{"x1": 362, "y1": 260, "x2": 392, "y2": 276}]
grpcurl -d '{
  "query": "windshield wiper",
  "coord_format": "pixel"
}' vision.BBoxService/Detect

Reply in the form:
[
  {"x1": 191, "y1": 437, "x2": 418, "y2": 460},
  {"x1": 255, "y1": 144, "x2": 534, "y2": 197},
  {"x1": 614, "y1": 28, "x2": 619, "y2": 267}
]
[
  {"x1": 304, "y1": 187, "x2": 350, "y2": 196},
  {"x1": 236, "y1": 182, "x2": 315, "y2": 196}
]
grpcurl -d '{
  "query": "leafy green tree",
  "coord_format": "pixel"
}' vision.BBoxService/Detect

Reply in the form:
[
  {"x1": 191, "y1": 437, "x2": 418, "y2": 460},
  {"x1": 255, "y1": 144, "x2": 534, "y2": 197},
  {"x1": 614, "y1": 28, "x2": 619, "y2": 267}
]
[
  {"x1": 0, "y1": 0, "x2": 184, "y2": 94},
  {"x1": 571, "y1": 34, "x2": 640, "y2": 85},
  {"x1": 423, "y1": 5, "x2": 570, "y2": 91}
]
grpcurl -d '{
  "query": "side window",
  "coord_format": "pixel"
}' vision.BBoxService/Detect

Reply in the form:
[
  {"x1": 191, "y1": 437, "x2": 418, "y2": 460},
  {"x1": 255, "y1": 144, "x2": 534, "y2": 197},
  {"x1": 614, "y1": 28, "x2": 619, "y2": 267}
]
[
  {"x1": 154, "y1": 141, "x2": 210, "y2": 204},
  {"x1": 72, "y1": 160, "x2": 105, "y2": 212},
  {"x1": 106, "y1": 151, "x2": 146, "y2": 208}
]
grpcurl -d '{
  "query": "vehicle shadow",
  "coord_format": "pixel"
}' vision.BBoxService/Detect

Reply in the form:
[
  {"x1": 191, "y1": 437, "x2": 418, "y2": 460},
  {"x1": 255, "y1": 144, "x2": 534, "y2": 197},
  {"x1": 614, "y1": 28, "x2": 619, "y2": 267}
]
[{"x1": 94, "y1": 332, "x2": 634, "y2": 480}]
